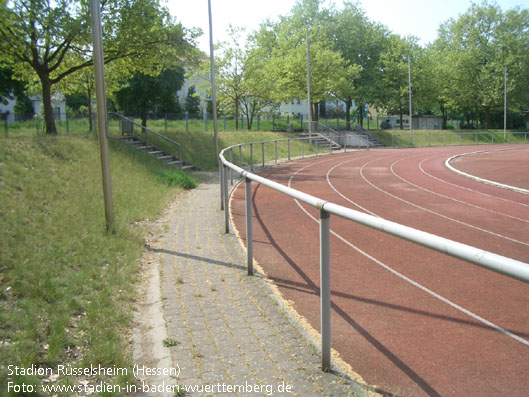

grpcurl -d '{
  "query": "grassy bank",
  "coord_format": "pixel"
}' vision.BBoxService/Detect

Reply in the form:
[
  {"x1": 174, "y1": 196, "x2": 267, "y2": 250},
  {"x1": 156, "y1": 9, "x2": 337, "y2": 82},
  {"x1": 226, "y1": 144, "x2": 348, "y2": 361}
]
[
  {"x1": 371, "y1": 129, "x2": 529, "y2": 147},
  {"x1": 0, "y1": 136, "x2": 195, "y2": 395}
]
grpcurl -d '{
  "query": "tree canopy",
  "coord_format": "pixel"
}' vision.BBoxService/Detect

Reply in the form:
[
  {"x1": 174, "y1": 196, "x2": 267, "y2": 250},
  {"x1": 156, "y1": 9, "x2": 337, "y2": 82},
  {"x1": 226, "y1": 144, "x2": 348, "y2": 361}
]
[{"x1": 0, "y1": 0, "x2": 199, "y2": 134}]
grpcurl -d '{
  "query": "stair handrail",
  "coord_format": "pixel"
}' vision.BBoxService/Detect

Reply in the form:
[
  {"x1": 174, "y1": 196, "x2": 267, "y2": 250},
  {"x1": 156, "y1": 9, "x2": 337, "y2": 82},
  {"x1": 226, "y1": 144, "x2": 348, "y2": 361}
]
[{"x1": 110, "y1": 112, "x2": 183, "y2": 168}]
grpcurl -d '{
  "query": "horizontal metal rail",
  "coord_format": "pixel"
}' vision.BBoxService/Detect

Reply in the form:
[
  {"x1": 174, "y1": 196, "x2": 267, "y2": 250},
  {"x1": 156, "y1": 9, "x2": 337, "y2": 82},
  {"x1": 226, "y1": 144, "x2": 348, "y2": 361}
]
[
  {"x1": 218, "y1": 140, "x2": 529, "y2": 372},
  {"x1": 110, "y1": 112, "x2": 183, "y2": 168}
]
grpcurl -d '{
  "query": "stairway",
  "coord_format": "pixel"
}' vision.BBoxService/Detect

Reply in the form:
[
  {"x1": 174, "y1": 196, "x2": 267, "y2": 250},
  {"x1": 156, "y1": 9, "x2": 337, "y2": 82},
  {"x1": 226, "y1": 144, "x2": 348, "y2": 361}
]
[
  {"x1": 119, "y1": 136, "x2": 194, "y2": 170},
  {"x1": 351, "y1": 132, "x2": 385, "y2": 148},
  {"x1": 299, "y1": 132, "x2": 342, "y2": 150}
]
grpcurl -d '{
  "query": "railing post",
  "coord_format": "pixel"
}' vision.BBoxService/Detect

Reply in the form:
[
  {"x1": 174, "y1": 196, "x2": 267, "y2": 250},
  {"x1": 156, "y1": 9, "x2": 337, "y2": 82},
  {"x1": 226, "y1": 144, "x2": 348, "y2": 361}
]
[
  {"x1": 245, "y1": 177, "x2": 253, "y2": 276},
  {"x1": 223, "y1": 165, "x2": 229, "y2": 234},
  {"x1": 229, "y1": 149, "x2": 233, "y2": 185},
  {"x1": 319, "y1": 208, "x2": 331, "y2": 372},
  {"x1": 250, "y1": 143, "x2": 254, "y2": 172},
  {"x1": 179, "y1": 145, "x2": 183, "y2": 169},
  {"x1": 220, "y1": 161, "x2": 224, "y2": 210}
]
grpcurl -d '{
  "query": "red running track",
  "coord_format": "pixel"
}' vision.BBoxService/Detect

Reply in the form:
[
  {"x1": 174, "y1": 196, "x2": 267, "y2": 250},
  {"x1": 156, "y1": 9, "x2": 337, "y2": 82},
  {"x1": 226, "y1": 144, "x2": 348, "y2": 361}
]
[{"x1": 230, "y1": 144, "x2": 529, "y2": 397}]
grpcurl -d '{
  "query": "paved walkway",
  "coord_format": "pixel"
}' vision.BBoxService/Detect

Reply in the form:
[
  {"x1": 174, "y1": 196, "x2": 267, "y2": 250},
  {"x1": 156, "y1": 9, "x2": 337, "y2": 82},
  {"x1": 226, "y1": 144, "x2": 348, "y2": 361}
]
[{"x1": 136, "y1": 174, "x2": 365, "y2": 396}]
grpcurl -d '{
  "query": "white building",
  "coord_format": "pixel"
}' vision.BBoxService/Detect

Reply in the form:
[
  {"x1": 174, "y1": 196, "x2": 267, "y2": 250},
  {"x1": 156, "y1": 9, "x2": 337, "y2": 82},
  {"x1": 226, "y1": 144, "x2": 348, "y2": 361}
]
[
  {"x1": 0, "y1": 93, "x2": 66, "y2": 122},
  {"x1": 380, "y1": 115, "x2": 442, "y2": 130}
]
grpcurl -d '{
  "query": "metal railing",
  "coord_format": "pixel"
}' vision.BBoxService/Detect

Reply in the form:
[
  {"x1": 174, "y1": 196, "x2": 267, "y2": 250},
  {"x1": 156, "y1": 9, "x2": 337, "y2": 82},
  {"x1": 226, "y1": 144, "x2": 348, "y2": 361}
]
[
  {"x1": 218, "y1": 141, "x2": 529, "y2": 372},
  {"x1": 109, "y1": 113, "x2": 184, "y2": 168}
]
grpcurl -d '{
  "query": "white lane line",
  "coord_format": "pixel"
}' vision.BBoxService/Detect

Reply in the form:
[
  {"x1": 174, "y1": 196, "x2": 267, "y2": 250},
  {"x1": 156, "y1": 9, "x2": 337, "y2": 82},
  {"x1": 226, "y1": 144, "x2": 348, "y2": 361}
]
[
  {"x1": 287, "y1": 159, "x2": 529, "y2": 348},
  {"x1": 446, "y1": 150, "x2": 529, "y2": 195},
  {"x1": 389, "y1": 157, "x2": 529, "y2": 224},
  {"x1": 359, "y1": 158, "x2": 529, "y2": 248},
  {"x1": 419, "y1": 157, "x2": 529, "y2": 208},
  {"x1": 325, "y1": 158, "x2": 380, "y2": 217}
]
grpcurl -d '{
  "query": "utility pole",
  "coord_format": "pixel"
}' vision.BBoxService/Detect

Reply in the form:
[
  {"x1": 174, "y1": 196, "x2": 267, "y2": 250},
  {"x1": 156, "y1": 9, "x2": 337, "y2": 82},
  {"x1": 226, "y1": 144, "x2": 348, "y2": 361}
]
[
  {"x1": 90, "y1": 0, "x2": 114, "y2": 232},
  {"x1": 408, "y1": 55, "x2": 413, "y2": 145},
  {"x1": 208, "y1": 0, "x2": 219, "y2": 161},
  {"x1": 306, "y1": 27, "x2": 312, "y2": 142}
]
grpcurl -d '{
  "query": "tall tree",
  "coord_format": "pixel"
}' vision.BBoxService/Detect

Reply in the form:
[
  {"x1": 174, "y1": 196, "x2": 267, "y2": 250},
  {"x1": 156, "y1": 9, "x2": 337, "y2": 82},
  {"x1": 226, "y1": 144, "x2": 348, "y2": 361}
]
[
  {"x1": 0, "y1": 0, "x2": 198, "y2": 134},
  {"x1": 435, "y1": 1, "x2": 529, "y2": 128},
  {"x1": 249, "y1": 0, "x2": 357, "y2": 124},
  {"x1": 114, "y1": 68, "x2": 185, "y2": 127}
]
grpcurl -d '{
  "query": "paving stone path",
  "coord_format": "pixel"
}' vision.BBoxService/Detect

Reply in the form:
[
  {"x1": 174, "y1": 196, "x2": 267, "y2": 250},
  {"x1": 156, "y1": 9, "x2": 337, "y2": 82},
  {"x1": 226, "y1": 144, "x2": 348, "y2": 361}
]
[{"x1": 141, "y1": 174, "x2": 365, "y2": 396}]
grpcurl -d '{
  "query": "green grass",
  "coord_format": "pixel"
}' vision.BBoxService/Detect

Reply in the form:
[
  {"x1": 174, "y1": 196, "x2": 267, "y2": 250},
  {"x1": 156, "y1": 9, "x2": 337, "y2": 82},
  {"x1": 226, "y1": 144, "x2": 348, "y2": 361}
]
[
  {"x1": 370, "y1": 129, "x2": 529, "y2": 148},
  {"x1": 0, "y1": 135, "x2": 195, "y2": 394}
]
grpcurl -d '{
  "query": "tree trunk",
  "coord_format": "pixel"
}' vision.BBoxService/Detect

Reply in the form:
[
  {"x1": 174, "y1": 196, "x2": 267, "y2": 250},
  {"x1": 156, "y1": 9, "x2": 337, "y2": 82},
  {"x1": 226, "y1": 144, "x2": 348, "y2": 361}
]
[
  {"x1": 141, "y1": 109, "x2": 147, "y2": 129},
  {"x1": 345, "y1": 98, "x2": 352, "y2": 131},
  {"x1": 234, "y1": 98, "x2": 239, "y2": 131},
  {"x1": 313, "y1": 102, "x2": 319, "y2": 121},
  {"x1": 358, "y1": 104, "x2": 364, "y2": 127},
  {"x1": 440, "y1": 105, "x2": 447, "y2": 129},
  {"x1": 41, "y1": 76, "x2": 58, "y2": 135},
  {"x1": 484, "y1": 106, "x2": 491, "y2": 129}
]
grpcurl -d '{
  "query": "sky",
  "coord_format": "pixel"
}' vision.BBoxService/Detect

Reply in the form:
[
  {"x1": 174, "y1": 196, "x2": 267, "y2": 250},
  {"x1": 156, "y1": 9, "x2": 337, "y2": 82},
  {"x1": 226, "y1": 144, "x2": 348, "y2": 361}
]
[{"x1": 166, "y1": 0, "x2": 528, "y2": 52}]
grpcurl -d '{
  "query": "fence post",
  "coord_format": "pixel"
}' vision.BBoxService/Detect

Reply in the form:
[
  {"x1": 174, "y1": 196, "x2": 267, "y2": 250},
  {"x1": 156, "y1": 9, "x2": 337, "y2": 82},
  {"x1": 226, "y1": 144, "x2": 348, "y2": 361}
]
[
  {"x1": 257, "y1": 114, "x2": 261, "y2": 130},
  {"x1": 288, "y1": 139, "x2": 291, "y2": 160},
  {"x1": 185, "y1": 112, "x2": 189, "y2": 133},
  {"x1": 319, "y1": 208, "x2": 331, "y2": 372},
  {"x1": 205, "y1": 112, "x2": 208, "y2": 132},
  {"x1": 224, "y1": 115, "x2": 227, "y2": 132},
  {"x1": 262, "y1": 142, "x2": 265, "y2": 168},
  {"x1": 245, "y1": 177, "x2": 254, "y2": 276},
  {"x1": 239, "y1": 145, "x2": 242, "y2": 168},
  {"x1": 223, "y1": 165, "x2": 229, "y2": 234}
]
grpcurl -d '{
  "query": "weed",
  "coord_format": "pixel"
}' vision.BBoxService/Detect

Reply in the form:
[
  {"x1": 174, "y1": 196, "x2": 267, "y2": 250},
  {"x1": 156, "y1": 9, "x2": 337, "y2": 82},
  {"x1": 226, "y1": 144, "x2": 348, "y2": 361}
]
[{"x1": 162, "y1": 338, "x2": 181, "y2": 347}]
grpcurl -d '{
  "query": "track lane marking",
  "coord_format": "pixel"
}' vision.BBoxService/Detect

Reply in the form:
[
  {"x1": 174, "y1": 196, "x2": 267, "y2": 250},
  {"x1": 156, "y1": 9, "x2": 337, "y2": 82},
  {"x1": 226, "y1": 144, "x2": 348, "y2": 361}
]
[
  {"x1": 286, "y1": 158, "x2": 529, "y2": 348},
  {"x1": 358, "y1": 157, "x2": 529, "y2": 247},
  {"x1": 389, "y1": 157, "x2": 529, "y2": 224},
  {"x1": 418, "y1": 157, "x2": 529, "y2": 208}
]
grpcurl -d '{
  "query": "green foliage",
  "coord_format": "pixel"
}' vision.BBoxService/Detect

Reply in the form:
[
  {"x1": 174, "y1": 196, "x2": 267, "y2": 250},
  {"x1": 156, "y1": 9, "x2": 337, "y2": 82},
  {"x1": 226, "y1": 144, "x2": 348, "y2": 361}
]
[
  {"x1": 155, "y1": 170, "x2": 197, "y2": 189},
  {"x1": 184, "y1": 85, "x2": 202, "y2": 115},
  {"x1": 433, "y1": 1, "x2": 529, "y2": 127},
  {"x1": 114, "y1": 68, "x2": 185, "y2": 125},
  {"x1": 0, "y1": 0, "x2": 199, "y2": 134}
]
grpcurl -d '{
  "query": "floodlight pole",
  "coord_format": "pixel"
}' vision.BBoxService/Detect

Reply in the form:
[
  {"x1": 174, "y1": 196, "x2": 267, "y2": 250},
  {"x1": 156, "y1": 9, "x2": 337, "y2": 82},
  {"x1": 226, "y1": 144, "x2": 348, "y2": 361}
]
[
  {"x1": 504, "y1": 66, "x2": 507, "y2": 139},
  {"x1": 90, "y1": 0, "x2": 115, "y2": 232},
  {"x1": 408, "y1": 55, "x2": 413, "y2": 145},
  {"x1": 208, "y1": 0, "x2": 219, "y2": 163},
  {"x1": 306, "y1": 27, "x2": 312, "y2": 143}
]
